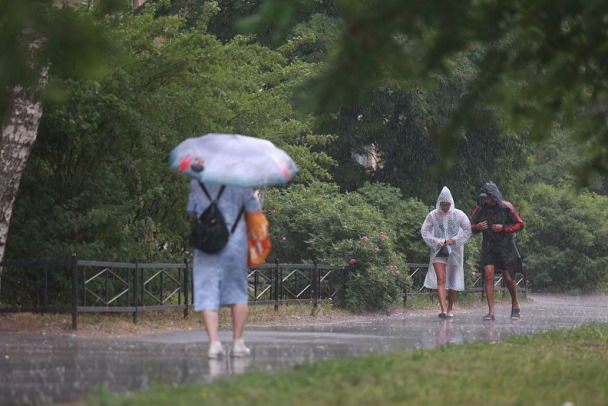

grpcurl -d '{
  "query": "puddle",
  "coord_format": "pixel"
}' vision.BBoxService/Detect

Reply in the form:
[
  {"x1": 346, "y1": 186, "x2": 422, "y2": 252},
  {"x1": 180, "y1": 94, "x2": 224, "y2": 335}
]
[{"x1": 1, "y1": 293, "x2": 606, "y2": 406}]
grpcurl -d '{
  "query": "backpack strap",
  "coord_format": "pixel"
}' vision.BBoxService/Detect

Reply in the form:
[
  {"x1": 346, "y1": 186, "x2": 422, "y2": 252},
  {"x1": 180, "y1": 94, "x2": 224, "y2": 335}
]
[
  {"x1": 231, "y1": 206, "x2": 245, "y2": 233},
  {"x1": 199, "y1": 182, "x2": 243, "y2": 234},
  {"x1": 199, "y1": 182, "x2": 225, "y2": 202}
]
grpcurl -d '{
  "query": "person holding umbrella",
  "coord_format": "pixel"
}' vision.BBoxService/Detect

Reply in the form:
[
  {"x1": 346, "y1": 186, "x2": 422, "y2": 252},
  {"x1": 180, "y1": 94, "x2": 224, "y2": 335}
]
[
  {"x1": 421, "y1": 186, "x2": 472, "y2": 319},
  {"x1": 188, "y1": 180, "x2": 264, "y2": 358},
  {"x1": 471, "y1": 181, "x2": 524, "y2": 321},
  {"x1": 171, "y1": 133, "x2": 298, "y2": 359}
]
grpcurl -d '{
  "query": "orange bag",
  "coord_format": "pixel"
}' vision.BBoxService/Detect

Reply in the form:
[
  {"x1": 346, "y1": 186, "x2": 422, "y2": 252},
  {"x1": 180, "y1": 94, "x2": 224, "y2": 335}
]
[{"x1": 246, "y1": 212, "x2": 272, "y2": 267}]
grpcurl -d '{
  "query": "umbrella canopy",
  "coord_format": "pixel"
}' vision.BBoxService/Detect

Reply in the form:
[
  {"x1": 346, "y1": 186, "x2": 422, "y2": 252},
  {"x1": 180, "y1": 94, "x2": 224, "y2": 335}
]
[{"x1": 169, "y1": 133, "x2": 298, "y2": 187}]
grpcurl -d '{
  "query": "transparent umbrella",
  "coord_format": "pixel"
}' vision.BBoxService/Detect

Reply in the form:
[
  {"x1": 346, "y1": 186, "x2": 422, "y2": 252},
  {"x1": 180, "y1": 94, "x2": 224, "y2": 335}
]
[{"x1": 169, "y1": 133, "x2": 298, "y2": 188}]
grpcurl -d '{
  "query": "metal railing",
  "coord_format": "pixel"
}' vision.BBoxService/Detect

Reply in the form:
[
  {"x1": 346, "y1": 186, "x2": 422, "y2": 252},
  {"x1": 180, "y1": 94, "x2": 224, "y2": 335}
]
[
  {"x1": 0, "y1": 257, "x2": 349, "y2": 329},
  {"x1": 403, "y1": 262, "x2": 528, "y2": 302},
  {"x1": 247, "y1": 261, "x2": 348, "y2": 308},
  {"x1": 0, "y1": 257, "x2": 527, "y2": 329}
]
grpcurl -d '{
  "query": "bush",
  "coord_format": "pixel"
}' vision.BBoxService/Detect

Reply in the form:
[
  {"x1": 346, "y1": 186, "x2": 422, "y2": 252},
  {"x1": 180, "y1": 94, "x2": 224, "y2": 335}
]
[
  {"x1": 522, "y1": 184, "x2": 608, "y2": 292},
  {"x1": 265, "y1": 181, "x2": 414, "y2": 312}
]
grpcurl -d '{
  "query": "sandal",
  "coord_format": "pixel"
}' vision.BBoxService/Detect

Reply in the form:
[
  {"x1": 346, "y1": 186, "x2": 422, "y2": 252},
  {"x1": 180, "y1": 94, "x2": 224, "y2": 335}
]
[
  {"x1": 438, "y1": 312, "x2": 447, "y2": 319},
  {"x1": 445, "y1": 313, "x2": 454, "y2": 319},
  {"x1": 511, "y1": 308, "x2": 521, "y2": 320},
  {"x1": 483, "y1": 313, "x2": 495, "y2": 321}
]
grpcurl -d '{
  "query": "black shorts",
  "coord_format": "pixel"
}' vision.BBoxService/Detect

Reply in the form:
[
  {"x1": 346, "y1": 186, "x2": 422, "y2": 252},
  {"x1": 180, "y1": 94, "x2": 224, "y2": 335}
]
[{"x1": 480, "y1": 248, "x2": 519, "y2": 274}]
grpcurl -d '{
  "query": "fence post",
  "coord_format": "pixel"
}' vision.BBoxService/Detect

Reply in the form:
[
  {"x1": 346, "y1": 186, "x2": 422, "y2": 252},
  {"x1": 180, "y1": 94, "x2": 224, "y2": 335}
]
[
  {"x1": 160, "y1": 265, "x2": 164, "y2": 305},
  {"x1": 313, "y1": 260, "x2": 319, "y2": 308},
  {"x1": 342, "y1": 265, "x2": 350, "y2": 308},
  {"x1": 274, "y1": 258, "x2": 280, "y2": 311},
  {"x1": 43, "y1": 265, "x2": 49, "y2": 313},
  {"x1": 70, "y1": 254, "x2": 78, "y2": 330},
  {"x1": 254, "y1": 268, "x2": 258, "y2": 303},
  {"x1": 183, "y1": 259, "x2": 189, "y2": 319},
  {"x1": 133, "y1": 260, "x2": 139, "y2": 324}
]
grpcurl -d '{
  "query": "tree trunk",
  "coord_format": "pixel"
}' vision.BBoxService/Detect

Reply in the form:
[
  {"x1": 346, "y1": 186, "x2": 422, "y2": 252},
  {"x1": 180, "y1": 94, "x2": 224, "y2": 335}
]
[{"x1": 0, "y1": 66, "x2": 49, "y2": 302}]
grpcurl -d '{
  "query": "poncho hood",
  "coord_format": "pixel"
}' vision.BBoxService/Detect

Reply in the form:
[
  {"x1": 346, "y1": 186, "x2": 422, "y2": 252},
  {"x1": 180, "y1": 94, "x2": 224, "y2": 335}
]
[
  {"x1": 478, "y1": 181, "x2": 503, "y2": 204},
  {"x1": 435, "y1": 186, "x2": 455, "y2": 213}
]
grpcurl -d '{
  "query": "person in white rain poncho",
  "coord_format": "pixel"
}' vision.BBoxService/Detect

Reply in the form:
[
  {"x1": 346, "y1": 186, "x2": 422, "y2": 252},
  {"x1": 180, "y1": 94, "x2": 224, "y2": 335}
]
[{"x1": 421, "y1": 187, "x2": 472, "y2": 319}]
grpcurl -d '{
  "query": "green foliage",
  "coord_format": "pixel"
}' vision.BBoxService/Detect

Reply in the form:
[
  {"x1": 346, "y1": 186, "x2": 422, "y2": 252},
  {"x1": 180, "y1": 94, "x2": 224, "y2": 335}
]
[
  {"x1": 522, "y1": 184, "x2": 608, "y2": 292},
  {"x1": 6, "y1": 0, "x2": 607, "y2": 298},
  {"x1": 236, "y1": 0, "x2": 340, "y2": 47},
  {"x1": 251, "y1": 0, "x2": 608, "y2": 185},
  {"x1": 355, "y1": 182, "x2": 429, "y2": 263},
  {"x1": 0, "y1": 0, "x2": 115, "y2": 118},
  {"x1": 319, "y1": 83, "x2": 527, "y2": 206},
  {"x1": 6, "y1": 8, "x2": 333, "y2": 262},
  {"x1": 278, "y1": 13, "x2": 343, "y2": 63},
  {"x1": 265, "y1": 181, "x2": 416, "y2": 312}
]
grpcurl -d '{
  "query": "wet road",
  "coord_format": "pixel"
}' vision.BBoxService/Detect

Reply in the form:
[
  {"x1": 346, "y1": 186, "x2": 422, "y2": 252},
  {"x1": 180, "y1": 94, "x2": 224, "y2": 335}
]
[{"x1": 1, "y1": 293, "x2": 607, "y2": 406}]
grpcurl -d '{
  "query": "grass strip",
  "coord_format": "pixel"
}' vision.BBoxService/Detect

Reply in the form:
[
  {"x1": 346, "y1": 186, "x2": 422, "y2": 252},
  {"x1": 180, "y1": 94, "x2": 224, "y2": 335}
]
[{"x1": 89, "y1": 322, "x2": 608, "y2": 406}]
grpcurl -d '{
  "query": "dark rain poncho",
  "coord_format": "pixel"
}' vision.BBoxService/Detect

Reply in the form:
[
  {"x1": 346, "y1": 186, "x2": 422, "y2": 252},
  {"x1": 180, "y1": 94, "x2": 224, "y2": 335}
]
[{"x1": 471, "y1": 181, "x2": 524, "y2": 272}]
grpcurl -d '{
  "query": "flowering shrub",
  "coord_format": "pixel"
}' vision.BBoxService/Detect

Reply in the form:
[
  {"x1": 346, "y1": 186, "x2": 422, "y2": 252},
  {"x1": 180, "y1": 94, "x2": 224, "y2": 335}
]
[
  {"x1": 264, "y1": 181, "x2": 417, "y2": 312},
  {"x1": 336, "y1": 237, "x2": 408, "y2": 312}
]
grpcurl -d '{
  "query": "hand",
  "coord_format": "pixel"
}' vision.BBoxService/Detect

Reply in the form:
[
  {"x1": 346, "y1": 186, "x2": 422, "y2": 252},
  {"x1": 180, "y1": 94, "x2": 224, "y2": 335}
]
[
  {"x1": 437, "y1": 241, "x2": 445, "y2": 248},
  {"x1": 492, "y1": 224, "x2": 504, "y2": 232},
  {"x1": 476, "y1": 221, "x2": 488, "y2": 230},
  {"x1": 447, "y1": 238, "x2": 455, "y2": 245}
]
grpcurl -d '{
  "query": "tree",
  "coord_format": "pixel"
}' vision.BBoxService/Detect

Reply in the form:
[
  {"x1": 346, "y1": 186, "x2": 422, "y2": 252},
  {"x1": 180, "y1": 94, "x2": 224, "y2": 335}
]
[
  {"x1": 0, "y1": 0, "x2": 115, "y2": 300},
  {"x1": 252, "y1": 0, "x2": 608, "y2": 184},
  {"x1": 5, "y1": 3, "x2": 335, "y2": 263}
]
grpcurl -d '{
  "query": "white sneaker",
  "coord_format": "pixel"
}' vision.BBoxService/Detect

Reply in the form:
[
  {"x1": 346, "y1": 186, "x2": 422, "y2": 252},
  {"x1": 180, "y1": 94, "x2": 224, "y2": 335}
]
[
  {"x1": 207, "y1": 341, "x2": 225, "y2": 359},
  {"x1": 233, "y1": 338, "x2": 251, "y2": 357}
]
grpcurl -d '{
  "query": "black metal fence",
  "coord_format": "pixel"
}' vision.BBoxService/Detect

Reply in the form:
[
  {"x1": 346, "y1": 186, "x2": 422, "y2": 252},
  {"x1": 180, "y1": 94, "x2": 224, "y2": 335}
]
[
  {"x1": 0, "y1": 257, "x2": 526, "y2": 330},
  {"x1": 0, "y1": 257, "x2": 349, "y2": 329},
  {"x1": 403, "y1": 262, "x2": 528, "y2": 302}
]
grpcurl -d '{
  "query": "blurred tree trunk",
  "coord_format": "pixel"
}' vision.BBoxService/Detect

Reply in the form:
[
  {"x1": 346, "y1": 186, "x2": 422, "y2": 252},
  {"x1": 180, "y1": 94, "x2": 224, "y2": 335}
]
[{"x1": 0, "y1": 63, "x2": 48, "y2": 302}]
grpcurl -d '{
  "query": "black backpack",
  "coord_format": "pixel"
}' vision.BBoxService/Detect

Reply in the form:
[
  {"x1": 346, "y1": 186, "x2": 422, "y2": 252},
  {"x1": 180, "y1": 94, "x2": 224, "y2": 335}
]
[{"x1": 189, "y1": 183, "x2": 244, "y2": 254}]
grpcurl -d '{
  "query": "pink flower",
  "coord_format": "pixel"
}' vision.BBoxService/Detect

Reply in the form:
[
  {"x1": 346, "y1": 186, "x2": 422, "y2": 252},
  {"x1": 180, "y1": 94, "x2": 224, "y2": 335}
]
[
  {"x1": 281, "y1": 236, "x2": 287, "y2": 241},
  {"x1": 374, "y1": 248, "x2": 380, "y2": 253},
  {"x1": 379, "y1": 234, "x2": 387, "y2": 240},
  {"x1": 370, "y1": 242, "x2": 374, "y2": 247},
  {"x1": 349, "y1": 258, "x2": 357, "y2": 265},
  {"x1": 362, "y1": 236, "x2": 369, "y2": 241}
]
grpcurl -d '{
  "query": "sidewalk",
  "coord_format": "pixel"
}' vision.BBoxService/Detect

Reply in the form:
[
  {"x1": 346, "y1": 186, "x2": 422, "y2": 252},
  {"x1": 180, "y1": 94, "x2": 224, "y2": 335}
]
[{"x1": 1, "y1": 293, "x2": 607, "y2": 406}]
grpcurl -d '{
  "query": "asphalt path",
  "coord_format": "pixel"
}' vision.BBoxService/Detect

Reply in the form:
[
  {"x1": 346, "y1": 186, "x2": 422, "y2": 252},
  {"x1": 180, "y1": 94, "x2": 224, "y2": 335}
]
[{"x1": 1, "y1": 293, "x2": 607, "y2": 406}]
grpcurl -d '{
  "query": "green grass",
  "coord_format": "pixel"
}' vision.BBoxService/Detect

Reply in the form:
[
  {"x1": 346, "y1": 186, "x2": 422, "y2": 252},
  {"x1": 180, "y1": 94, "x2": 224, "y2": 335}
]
[{"x1": 88, "y1": 322, "x2": 608, "y2": 406}]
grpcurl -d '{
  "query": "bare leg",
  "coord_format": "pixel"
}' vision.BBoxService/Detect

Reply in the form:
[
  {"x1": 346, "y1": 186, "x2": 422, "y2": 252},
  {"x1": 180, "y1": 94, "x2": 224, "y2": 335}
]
[
  {"x1": 484, "y1": 265, "x2": 495, "y2": 316},
  {"x1": 446, "y1": 289, "x2": 457, "y2": 315},
  {"x1": 231, "y1": 303, "x2": 248, "y2": 340},
  {"x1": 202, "y1": 310, "x2": 220, "y2": 341},
  {"x1": 433, "y1": 262, "x2": 447, "y2": 314},
  {"x1": 502, "y1": 270, "x2": 520, "y2": 309}
]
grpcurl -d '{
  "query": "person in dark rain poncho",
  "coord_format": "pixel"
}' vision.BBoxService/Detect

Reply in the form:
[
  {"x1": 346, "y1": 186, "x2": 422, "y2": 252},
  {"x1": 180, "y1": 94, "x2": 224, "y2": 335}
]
[{"x1": 471, "y1": 181, "x2": 525, "y2": 321}]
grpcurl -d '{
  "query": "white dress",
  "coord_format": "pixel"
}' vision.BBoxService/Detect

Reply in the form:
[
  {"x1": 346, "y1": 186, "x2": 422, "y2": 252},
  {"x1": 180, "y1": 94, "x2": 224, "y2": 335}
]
[{"x1": 421, "y1": 186, "x2": 472, "y2": 291}]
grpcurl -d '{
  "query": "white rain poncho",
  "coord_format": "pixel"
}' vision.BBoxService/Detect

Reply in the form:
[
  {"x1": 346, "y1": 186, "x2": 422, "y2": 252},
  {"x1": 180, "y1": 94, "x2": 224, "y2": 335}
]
[{"x1": 421, "y1": 186, "x2": 472, "y2": 291}]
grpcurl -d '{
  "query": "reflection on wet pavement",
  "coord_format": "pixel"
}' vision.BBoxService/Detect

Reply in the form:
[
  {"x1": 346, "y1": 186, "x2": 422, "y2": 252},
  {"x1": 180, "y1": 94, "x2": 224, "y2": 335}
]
[{"x1": 1, "y1": 294, "x2": 606, "y2": 406}]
